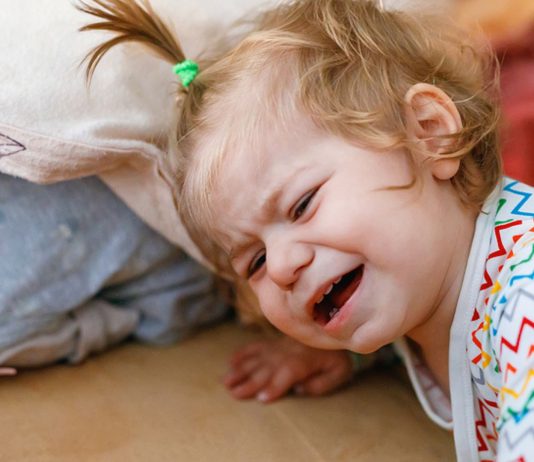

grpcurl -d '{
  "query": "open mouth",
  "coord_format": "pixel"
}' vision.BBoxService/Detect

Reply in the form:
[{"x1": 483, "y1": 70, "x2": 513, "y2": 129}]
[{"x1": 312, "y1": 265, "x2": 364, "y2": 326}]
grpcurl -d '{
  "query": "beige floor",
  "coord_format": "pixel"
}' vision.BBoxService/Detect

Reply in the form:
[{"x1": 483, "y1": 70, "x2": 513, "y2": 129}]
[{"x1": 0, "y1": 322, "x2": 454, "y2": 462}]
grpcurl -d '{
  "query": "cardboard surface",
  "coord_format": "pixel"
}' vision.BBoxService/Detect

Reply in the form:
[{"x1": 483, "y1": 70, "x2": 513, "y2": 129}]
[{"x1": 0, "y1": 322, "x2": 454, "y2": 461}]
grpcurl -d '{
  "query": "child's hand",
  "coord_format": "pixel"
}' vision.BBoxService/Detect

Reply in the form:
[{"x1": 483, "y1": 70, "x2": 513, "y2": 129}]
[
  {"x1": 0, "y1": 367, "x2": 17, "y2": 376},
  {"x1": 224, "y1": 336, "x2": 353, "y2": 403}
]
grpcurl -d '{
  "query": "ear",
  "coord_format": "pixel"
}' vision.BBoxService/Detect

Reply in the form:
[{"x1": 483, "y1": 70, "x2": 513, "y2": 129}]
[{"x1": 404, "y1": 83, "x2": 462, "y2": 180}]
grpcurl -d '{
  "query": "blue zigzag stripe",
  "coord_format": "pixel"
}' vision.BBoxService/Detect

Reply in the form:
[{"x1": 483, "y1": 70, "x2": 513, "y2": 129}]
[
  {"x1": 504, "y1": 181, "x2": 534, "y2": 218},
  {"x1": 510, "y1": 270, "x2": 534, "y2": 287}
]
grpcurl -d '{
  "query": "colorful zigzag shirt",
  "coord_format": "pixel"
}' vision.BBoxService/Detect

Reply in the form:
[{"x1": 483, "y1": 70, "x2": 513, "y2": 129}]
[{"x1": 398, "y1": 178, "x2": 534, "y2": 461}]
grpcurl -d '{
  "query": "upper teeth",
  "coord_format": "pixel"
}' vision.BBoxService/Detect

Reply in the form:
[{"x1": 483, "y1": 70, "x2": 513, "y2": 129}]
[{"x1": 315, "y1": 277, "x2": 343, "y2": 304}]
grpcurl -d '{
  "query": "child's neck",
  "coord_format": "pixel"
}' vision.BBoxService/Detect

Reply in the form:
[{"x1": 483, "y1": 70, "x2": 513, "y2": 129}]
[{"x1": 407, "y1": 205, "x2": 477, "y2": 397}]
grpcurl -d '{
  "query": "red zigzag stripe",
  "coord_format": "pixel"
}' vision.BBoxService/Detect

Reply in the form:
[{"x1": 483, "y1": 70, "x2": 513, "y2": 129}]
[
  {"x1": 500, "y1": 317, "x2": 534, "y2": 355},
  {"x1": 488, "y1": 220, "x2": 523, "y2": 260},
  {"x1": 480, "y1": 270, "x2": 493, "y2": 291}
]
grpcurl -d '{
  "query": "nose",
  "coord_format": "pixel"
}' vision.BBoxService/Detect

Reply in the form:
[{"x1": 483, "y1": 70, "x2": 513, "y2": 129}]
[{"x1": 266, "y1": 234, "x2": 314, "y2": 290}]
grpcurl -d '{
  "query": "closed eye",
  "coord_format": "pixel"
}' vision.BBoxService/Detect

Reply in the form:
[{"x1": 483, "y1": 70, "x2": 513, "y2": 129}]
[
  {"x1": 247, "y1": 249, "x2": 266, "y2": 278},
  {"x1": 291, "y1": 188, "x2": 318, "y2": 221}
]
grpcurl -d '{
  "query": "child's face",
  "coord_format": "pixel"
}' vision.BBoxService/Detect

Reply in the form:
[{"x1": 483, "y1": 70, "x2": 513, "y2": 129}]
[{"x1": 211, "y1": 118, "x2": 470, "y2": 354}]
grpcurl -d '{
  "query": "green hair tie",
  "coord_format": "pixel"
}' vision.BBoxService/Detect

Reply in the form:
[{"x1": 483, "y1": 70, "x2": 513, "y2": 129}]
[{"x1": 173, "y1": 59, "x2": 199, "y2": 88}]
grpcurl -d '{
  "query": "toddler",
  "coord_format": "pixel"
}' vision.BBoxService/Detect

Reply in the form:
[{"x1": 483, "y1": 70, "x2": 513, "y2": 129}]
[{"x1": 80, "y1": 0, "x2": 534, "y2": 460}]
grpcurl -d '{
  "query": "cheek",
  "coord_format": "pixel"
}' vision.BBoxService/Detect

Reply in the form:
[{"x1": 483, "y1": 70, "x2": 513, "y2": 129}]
[
  {"x1": 315, "y1": 198, "x2": 388, "y2": 255},
  {"x1": 260, "y1": 297, "x2": 289, "y2": 331},
  {"x1": 254, "y1": 284, "x2": 287, "y2": 325},
  {"x1": 256, "y1": 286, "x2": 306, "y2": 339}
]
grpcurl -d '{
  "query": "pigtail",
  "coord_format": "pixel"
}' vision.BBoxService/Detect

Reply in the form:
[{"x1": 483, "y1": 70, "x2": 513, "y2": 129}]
[
  {"x1": 77, "y1": 0, "x2": 225, "y2": 272},
  {"x1": 77, "y1": 0, "x2": 186, "y2": 82}
]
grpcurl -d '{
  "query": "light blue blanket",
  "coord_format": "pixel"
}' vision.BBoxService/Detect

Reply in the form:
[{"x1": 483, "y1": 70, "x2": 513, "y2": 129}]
[{"x1": 0, "y1": 174, "x2": 228, "y2": 367}]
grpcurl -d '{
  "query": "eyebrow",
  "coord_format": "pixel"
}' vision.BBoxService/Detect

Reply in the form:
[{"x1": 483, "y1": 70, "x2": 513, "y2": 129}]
[
  {"x1": 261, "y1": 164, "x2": 315, "y2": 218},
  {"x1": 228, "y1": 239, "x2": 254, "y2": 263},
  {"x1": 260, "y1": 183, "x2": 285, "y2": 222},
  {"x1": 227, "y1": 191, "x2": 280, "y2": 262},
  {"x1": 228, "y1": 165, "x2": 313, "y2": 261}
]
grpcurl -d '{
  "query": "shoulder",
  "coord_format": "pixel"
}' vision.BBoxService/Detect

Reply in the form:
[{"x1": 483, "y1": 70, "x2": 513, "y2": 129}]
[
  {"x1": 489, "y1": 222, "x2": 534, "y2": 363},
  {"x1": 484, "y1": 179, "x2": 534, "y2": 354}
]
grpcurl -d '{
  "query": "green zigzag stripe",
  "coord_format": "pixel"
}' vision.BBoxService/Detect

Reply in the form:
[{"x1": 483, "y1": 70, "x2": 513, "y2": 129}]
[
  {"x1": 496, "y1": 198, "x2": 507, "y2": 217},
  {"x1": 496, "y1": 218, "x2": 515, "y2": 226},
  {"x1": 511, "y1": 244, "x2": 534, "y2": 272}
]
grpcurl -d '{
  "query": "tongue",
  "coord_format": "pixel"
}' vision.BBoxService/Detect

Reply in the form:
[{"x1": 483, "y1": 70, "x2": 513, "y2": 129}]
[{"x1": 330, "y1": 267, "x2": 363, "y2": 308}]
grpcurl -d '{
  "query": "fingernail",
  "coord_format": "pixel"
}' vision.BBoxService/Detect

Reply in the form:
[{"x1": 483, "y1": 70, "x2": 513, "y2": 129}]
[{"x1": 256, "y1": 391, "x2": 269, "y2": 402}]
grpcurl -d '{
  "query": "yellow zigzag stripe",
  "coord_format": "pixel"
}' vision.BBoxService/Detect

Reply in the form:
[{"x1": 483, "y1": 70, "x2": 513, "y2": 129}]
[
  {"x1": 491, "y1": 280, "x2": 502, "y2": 295},
  {"x1": 483, "y1": 315, "x2": 491, "y2": 332},
  {"x1": 500, "y1": 369, "x2": 534, "y2": 400}
]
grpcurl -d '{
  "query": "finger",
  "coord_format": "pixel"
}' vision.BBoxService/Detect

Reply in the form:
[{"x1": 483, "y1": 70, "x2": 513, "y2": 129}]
[
  {"x1": 229, "y1": 367, "x2": 272, "y2": 400},
  {"x1": 0, "y1": 367, "x2": 17, "y2": 376},
  {"x1": 229, "y1": 342, "x2": 268, "y2": 367},
  {"x1": 256, "y1": 365, "x2": 311, "y2": 403},
  {"x1": 224, "y1": 354, "x2": 264, "y2": 385},
  {"x1": 224, "y1": 364, "x2": 259, "y2": 388},
  {"x1": 295, "y1": 366, "x2": 352, "y2": 396},
  {"x1": 223, "y1": 369, "x2": 247, "y2": 388}
]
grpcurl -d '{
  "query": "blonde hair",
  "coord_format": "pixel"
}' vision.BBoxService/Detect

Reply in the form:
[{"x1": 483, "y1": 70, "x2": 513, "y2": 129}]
[{"x1": 80, "y1": 0, "x2": 502, "y2": 276}]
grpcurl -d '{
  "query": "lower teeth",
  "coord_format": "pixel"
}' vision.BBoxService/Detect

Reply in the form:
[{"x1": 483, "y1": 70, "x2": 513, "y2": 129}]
[{"x1": 329, "y1": 307, "x2": 339, "y2": 319}]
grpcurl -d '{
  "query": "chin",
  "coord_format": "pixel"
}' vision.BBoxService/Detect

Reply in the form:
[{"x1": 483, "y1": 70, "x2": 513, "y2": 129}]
[{"x1": 347, "y1": 330, "x2": 393, "y2": 355}]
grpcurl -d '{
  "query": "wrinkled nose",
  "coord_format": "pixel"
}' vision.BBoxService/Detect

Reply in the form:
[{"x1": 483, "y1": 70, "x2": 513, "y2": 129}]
[{"x1": 266, "y1": 238, "x2": 314, "y2": 290}]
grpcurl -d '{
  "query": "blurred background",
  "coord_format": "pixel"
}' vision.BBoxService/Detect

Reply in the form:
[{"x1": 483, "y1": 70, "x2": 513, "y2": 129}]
[{"x1": 456, "y1": 0, "x2": 534, "y2": 185}]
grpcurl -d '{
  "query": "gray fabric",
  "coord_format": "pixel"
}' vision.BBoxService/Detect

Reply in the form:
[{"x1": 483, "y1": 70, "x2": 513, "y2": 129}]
[{"x1": 0, "y1": 174, "x2": 228, "y2": 367}]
